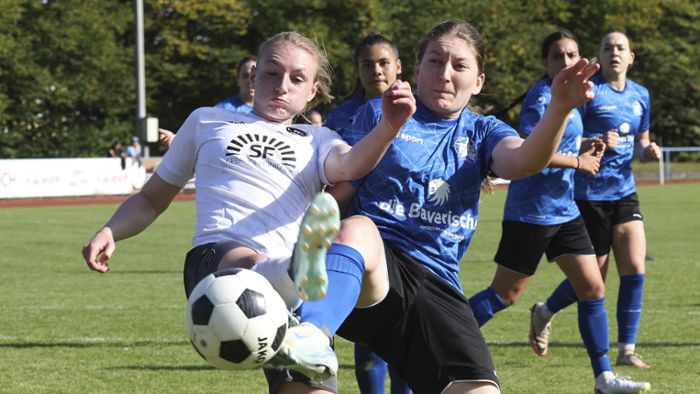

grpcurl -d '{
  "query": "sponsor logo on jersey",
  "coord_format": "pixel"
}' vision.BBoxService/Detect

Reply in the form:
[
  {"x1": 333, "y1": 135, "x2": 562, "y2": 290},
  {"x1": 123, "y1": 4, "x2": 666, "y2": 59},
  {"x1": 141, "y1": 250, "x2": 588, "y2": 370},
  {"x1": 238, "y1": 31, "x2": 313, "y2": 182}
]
[
  {"x1": 599, "y1": 105, "x2": 617, "y2": 111},
  {"x1": 454, "y1": 136, "x2": 476, "y2": 161},
  {"x1": 225, "y1": 133, "x2": 297, "y2": 170},
  {"x1": 398, "y1": 132, "x2": 423, "y2": 144},
  {"x1": 377, "y1": 178, "x2": 477, "y2": 232},
  {"x1": 285, "y1": 127, "x2": 308, "y2": 137},
  {"x1": 428, "y1": 179, "x2": 450, "y2": 206},
  {"x1": 619, "y1": 122, "x2": 630, "y2": 134},
  {"x1": 632, "y1": 101, "x2": 643, "y2": 116}
]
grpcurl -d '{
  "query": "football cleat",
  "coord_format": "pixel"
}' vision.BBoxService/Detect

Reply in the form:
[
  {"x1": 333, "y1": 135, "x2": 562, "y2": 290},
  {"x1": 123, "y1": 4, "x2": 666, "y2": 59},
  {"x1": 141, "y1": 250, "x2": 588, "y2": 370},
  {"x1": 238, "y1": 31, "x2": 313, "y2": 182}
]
[
  {"x1": 292, "y1": 192, "x2": 340, "y2": 301},
  {"x1": 265, "y1": 322, "x2": 338, "y2": 382},
  {"x1": 616, "y1": 352, "x2": 652, "y2": 369},
  {"x1": 529, "y1": 302, "x2": 555, "y2": 356},
  {"x1": 594, "y1": 374, "x2": 651, "y2": 394}
]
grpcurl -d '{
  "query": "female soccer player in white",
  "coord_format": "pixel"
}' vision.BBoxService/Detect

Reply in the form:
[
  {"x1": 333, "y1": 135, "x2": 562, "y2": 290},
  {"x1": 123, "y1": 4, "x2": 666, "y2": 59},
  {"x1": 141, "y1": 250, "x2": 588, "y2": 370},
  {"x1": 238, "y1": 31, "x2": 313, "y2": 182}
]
[
  {"x1": 531, "y1": 31, "x2": 661, "y2": 371},
  {"x1": 270, "y1": 20, "x2": 600, "y2": 394},
  {"x1": 324, "y1": 32, "x2": 410, "y2": 394},
  {"x1": 81, "y1": 31, "x2": 416, "y2": 387},
  {"x1": 466, "y1": 30, "x2": 650, "y2": 394}
]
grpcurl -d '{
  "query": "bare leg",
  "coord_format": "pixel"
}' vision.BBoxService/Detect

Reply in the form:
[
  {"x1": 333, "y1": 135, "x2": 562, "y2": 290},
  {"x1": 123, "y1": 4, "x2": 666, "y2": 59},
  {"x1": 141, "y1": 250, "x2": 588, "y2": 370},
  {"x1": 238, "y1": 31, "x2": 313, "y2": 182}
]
[{"x1": 442, "y1": 381, "x2": 500, "y2": 394}]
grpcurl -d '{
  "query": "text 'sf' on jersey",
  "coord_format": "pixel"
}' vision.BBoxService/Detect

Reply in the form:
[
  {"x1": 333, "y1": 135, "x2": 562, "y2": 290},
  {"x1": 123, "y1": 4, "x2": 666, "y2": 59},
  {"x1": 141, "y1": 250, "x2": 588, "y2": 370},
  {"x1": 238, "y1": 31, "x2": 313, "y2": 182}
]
[
  {"x1": 343, "y1": 98, "x2": 517, "y2": 291},
  {"x1": 575, "y1": 74, "x2": 651, "y2": 201},
  {"x1": 156, "y1": 107, "x2": 344, "y2": 258},
  {"x1": 504, "y1": 78, "x2": 582, "y2": 225}
]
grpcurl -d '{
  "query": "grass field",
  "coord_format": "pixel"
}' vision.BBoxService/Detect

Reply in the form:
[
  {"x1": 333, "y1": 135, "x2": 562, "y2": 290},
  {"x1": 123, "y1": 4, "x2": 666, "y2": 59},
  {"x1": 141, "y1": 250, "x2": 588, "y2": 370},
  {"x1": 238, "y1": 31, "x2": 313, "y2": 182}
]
[{"x1": 1, "y1": 183, "x2": 699, "y2": 393}]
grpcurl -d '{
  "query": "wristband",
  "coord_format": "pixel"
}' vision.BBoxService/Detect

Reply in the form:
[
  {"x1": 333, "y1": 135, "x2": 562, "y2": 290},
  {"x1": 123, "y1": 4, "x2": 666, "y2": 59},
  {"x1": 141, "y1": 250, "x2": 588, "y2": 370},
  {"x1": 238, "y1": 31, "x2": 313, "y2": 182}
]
[{"x1": 575, "y1": 156, "x2": 580, "y2": 170}]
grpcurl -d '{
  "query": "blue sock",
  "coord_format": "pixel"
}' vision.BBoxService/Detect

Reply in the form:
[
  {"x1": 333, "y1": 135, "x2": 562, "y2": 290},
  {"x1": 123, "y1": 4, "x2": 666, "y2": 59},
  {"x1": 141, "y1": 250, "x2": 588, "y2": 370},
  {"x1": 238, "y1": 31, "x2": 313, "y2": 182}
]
[
  {"x1": 354, "y1": 343, "x2": 387, "y2": 394},
  {"x1": 388, "y1": 366, "x2": 410, "y2": 394},
  {"x1": 468, "y1": 287, "x2": 508, "y2": 327},
  {"x1": 578, "y1": 298, "x2": 611, "y2": 377},
  {"x1": 299, "y1": 243, "x2": 365, "y2": 337},
  {"x1": 617, "y1": 274, "x2": 645, "y2": 345},
  {"x1": 545, "y1": 279, "x2": 578, "y2": 313}
]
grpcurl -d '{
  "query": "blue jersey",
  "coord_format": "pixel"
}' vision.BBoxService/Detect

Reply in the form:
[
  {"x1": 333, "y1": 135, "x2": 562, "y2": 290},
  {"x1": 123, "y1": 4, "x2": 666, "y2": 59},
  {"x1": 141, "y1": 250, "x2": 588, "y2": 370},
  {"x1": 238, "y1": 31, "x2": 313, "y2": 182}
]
[
  {"x1": 574, "y1": 74, "x2": 650, "y2": 201},
  {"x1": 343, "y1": 98, "x2": 517, "y2": 291},
  {"x1": 214, "y1": 95, "x2": 253, "y2": 114},
  {"x1": 504, "y1": 78, "x2": 582, "y2": 225},
  {"x1": 324, "y1": 95, "x2": 365, "y2": 136}
]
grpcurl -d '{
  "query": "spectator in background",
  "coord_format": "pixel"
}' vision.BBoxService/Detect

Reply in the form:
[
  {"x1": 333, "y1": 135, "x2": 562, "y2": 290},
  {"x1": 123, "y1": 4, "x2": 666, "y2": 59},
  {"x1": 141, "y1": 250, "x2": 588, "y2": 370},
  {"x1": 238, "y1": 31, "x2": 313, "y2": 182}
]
[
  {"x1": 159, "y1": 55, "x2": 258, "y2": 147},
  {"x1": 126, "y1": 136, "x2": 143, "y2": 167},
  {"x1": 108, "y1": 140, "x2": 126, "y2": 170},
  {"x1": 309, "y1": 110, "x2": 323, "y2": 127}
]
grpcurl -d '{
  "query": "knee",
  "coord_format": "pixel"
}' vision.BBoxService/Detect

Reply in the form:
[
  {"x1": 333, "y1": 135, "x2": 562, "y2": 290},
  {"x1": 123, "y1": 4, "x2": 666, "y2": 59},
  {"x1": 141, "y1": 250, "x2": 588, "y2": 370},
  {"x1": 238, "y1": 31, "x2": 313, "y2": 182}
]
[
  {"x1": 335, "y1": 215, "x2": 379, "y2": 246},
  {"x1": 578, "y1": 280, "x2": 605, "y2": 301}
]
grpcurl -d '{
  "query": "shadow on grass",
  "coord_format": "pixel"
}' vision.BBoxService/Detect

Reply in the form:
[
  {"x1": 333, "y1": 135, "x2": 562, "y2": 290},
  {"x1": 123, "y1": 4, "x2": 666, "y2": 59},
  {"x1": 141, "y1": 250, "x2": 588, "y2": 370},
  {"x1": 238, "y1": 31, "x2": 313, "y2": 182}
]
[
  {"x1": 101, "y1": 270, "x2": 180, "y2": 274},
  {"x1": 109, "y1": 363, "x2": 357, "y2": 372},
  {"x1": 0, "y1": 339, "x2": 189, "y2": 349},
  {"x1": 488, "y1": 341, "x2": 700, "y2": 348},
  {"x1": 110, "y1": 365, "x2": 215, "y2": 372}
]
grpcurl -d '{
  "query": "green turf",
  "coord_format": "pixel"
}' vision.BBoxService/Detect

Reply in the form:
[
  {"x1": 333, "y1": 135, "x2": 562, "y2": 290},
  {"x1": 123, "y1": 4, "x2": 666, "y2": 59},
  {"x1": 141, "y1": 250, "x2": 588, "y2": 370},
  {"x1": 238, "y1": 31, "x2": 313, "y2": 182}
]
[{"x1": 1, "y1": 183, "x2": 699, "y2": 393}]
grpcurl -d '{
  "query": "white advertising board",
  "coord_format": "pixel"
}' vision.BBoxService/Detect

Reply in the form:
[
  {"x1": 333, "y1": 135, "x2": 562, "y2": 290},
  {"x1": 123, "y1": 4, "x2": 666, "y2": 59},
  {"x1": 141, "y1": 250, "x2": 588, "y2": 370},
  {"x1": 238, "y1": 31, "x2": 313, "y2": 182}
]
[{"x1": 0, "y1": 158, "x2": 146, "y2": 199}]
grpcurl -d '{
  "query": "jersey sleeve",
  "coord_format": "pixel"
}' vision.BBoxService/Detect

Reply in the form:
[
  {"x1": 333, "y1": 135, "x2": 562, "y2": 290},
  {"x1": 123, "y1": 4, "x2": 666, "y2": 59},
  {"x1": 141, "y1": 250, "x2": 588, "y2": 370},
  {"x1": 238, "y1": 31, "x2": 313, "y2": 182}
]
[
  {"x1": 312, "y1": 127, "x2": 347, "y2": 186},
  {"x1": 639, "y1": 85, "x2": 651, "y2": 132},
  {"x1": 339, "y1": 101, "x2": 381, "y2": 188},
  {"x1": 518, "y1": 84, "x2": 548, "y2": 137},
  {"x1": 481, "y1": 116, "x2": 520, "y2": 178},
  {"x1": 155, "y1": 108, "x2": 203, "y2": 187}
]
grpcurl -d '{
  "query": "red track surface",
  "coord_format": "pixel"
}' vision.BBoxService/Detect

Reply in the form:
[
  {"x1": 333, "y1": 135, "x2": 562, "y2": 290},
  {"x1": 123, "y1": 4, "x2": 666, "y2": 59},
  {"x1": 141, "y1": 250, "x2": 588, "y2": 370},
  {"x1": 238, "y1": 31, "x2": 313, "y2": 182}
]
[{"x1": 0, "y1": 192, "x2": 195, "y2": 208}]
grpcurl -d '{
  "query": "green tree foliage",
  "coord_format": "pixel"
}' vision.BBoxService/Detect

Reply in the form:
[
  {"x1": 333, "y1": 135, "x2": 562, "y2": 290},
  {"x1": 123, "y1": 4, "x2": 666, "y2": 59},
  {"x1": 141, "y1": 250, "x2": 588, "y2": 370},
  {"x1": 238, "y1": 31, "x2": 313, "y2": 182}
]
[
  {"x1": 0, "y1": 0, "x2": 698, "y2": 158},
  {"x1": 0, "y1": 1, "x2": 134, "y2": 158}
]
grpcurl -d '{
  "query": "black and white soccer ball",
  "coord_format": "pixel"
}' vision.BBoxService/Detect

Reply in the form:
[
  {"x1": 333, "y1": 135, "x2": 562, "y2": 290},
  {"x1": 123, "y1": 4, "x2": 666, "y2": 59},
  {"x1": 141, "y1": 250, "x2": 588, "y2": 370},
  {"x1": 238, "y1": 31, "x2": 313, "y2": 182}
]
[{"x1": 185, "y1": 268, "x2": 288, "y2": 370}]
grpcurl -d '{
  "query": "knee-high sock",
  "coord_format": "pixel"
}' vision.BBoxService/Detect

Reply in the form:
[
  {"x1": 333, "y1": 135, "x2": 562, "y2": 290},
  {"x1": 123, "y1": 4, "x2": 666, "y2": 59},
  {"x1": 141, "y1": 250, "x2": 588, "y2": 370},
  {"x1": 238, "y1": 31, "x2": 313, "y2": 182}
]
[
  {"x1": 578, "y1": 297, "x2": 611, "y2": 377},
  {"x1": 545, "y1": 279, "x2": 578, "y2": 313},
  {"x1": 355, "y1": 343, "x2": 387, "y2": 394},
  {"x1": 299, "y1": 243, "x2": 365, "y2": 337},
  {"x1": 617, "y1": 274, "x2": 645, "y2": 346},
  {"x1": 468, "y1": 287, "x2": 508, "y2": 327},
  {"x1": 388, "y1": 366, "x2": 410, "y2": 394}
]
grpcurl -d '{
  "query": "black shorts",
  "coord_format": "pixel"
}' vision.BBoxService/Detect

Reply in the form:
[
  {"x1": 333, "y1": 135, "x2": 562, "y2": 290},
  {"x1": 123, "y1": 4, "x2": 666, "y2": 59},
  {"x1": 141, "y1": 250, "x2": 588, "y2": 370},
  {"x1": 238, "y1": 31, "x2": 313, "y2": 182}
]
[
  {"x1": 336, "y1": 240, "x2": 499, "y2": 394},
  {"x1": 184, "y1": 242, "x2": 339, "y2": 392},
  {"x1": 494, "y1": 217, "x2": 595, "y2": 276},
  {"x1": 182, "y1": 241, "x2": 242, "y2": 299},
  {"x1": 576, "y1": 193, "x2": 643, "y2": 256}
]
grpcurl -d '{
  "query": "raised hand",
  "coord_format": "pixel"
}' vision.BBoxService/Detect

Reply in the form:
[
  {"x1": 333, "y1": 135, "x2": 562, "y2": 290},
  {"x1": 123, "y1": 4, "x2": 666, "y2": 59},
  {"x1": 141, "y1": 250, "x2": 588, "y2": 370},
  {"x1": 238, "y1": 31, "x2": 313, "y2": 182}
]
[
  {"x1": 381, "y1": 80, "x2": 416, "y2": 132},
  {"x1": 549, "y1": 59, "x2": 600, "y2": 113}
]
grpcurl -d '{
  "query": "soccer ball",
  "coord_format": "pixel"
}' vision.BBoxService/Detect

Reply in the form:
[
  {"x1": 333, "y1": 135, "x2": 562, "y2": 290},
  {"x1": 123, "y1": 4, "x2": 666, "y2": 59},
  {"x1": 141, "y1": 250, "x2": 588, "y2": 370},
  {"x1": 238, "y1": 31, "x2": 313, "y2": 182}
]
[{"x1": 185, "y1": 268, "x2": 289, "y2": 370}]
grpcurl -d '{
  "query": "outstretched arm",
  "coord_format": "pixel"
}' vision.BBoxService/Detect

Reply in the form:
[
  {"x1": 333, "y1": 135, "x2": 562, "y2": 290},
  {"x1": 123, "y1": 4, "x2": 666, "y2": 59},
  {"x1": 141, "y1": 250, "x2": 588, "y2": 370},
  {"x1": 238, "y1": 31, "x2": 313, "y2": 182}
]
[
  {"x1": 323, "y1": 80, "x2": 416, "y2": 184},
  {"x1": 491, "y1": 59, "x2": 600, "y2": 180},
  {"x1": 82, "y1": 174, "x2": 182, "y2": 273}
]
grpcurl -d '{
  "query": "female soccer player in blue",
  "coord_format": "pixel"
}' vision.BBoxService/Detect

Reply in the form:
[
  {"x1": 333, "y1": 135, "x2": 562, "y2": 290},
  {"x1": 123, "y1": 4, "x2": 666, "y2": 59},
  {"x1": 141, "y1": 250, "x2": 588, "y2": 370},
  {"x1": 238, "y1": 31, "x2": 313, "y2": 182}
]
[
  {"x1": 531, "y1": 31, "x2": 661, "y2": 371},
  {"x1": 277, "y1": 20, "x2": 600, "y2": 394},
  {"x1": 324, "y1": 32, "x2": 410, "y2": 394},
  {"x1": 466, "y1": 30, "x2": 650, "y2": 393}
]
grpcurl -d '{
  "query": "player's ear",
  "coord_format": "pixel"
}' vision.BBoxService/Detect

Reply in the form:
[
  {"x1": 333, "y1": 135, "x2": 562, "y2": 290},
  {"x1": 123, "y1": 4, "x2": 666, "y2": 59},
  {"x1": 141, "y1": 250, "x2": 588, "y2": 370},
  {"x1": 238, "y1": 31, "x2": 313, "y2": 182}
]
[
  {"x1": 250, "y1": 65, "x2": 257, "y2": 88},
  {"x1": 472, "y1": 73, "x2": 485, "y2": 95},
  {"x1": 306, "y1": 81, "x2": 318, "y2": 103}
]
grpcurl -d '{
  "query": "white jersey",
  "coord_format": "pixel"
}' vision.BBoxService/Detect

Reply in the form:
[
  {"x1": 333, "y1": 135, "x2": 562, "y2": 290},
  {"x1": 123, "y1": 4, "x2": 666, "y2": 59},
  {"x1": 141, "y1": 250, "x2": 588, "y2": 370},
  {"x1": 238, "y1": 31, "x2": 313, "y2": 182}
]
[{"x1": 156, "y1": 107, "x2": 345, "y2": 258}]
